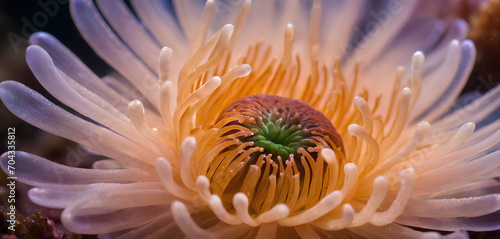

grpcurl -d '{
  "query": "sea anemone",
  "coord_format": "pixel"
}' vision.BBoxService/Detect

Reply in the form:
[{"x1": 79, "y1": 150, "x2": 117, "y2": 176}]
[{"x1": 1, "y1": 0, "x2": 500, "y2": 238}]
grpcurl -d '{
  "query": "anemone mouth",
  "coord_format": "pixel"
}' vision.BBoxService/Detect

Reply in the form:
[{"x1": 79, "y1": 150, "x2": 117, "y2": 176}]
[
  {"x1": 219, "y1": 94, "x2": 344, "y2": 163},
  {"x1": 203, "y1": 94, "x2": 346, "y2": 214}
]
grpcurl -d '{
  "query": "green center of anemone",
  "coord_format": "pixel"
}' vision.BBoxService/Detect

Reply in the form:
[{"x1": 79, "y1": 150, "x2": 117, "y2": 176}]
[
  {"x1": 217, "y1": 94, "x2": 344, "y2": 163},
  {"x1": 244, "y1": 119, "x2": 312, "y2": 161}
]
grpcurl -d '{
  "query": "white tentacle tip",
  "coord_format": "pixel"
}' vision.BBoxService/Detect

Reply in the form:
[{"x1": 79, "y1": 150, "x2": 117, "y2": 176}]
[
  {"x1": 208, "y1": 76, "x2": 222, "y2": 88},
  {"x1": 354, "y1": 96, "x2": 367, "y2": 106},
  {"x1": 182, "y1": 137, "x2": 197, "y2": 149},
  {"x1": 128, "y1": 99, "x2": 143, "y2": 109},
  {"x1": 155, "y1": 157, "x2": 172, "y2": 170},
  {"x1": 196, "y1": 175, "x2": 210, "y2": 187},
  {"x1": 233, "y1": 192, "x2": 249, "y2": 206},
  {"x1": 342, "y1": 203, "x2": 355, "y2": 214},
  {"x1": 196, "y1": 176, "x2": 211, "y2": 200},
  {"x1": 462, "y1": 122, "x2": 476, "y2": 131},
  {"x1": 344, "y1": 163, "x2": 358, "y2": 172},
  {"x1": 402, "y1": 87, "x2": 412, "y2": 96},
  {"x1": 258, "y1": 204, "x2": 291, "y2": 223},
  {"x1": 172, "y1": 200, "x2": 186, "y2": 212},
  {"x1": 321, "y1": 148, "x2": 336, "y2": 164},
  {"x1": 374, "y1": 175, "x2": 388, "y2": 186},
  {"x1": 401, "y1": 167, "x2": 415, "y2": 179},
  {"x1": 222, "y1": 24, "x2": 235, "y2": 32},
  {"x1": 330, "y1": 190, "x2": 344, "y2": 200},
  {"x1": 273, "y1": 204, "x2": 291, "y2": 217},
  {"x1": 160, "y1": 46, "x2": 173, "y2": 56},
  {"x1": 347, "y1": 124, "x2": 363, "y2": 135},
  {"x1": 417, "y1": 121, "x2": 430, "y2": 129},
  {"x1": 412, "y1": 51, "x2": 425, "y2": 62},
  {"x1": 342, "y1": 203, "x2": 355, "y2": 225},
  {"x1": 209, "y1": 194, "x2": 221, "y2": 204},
  {"x1": 161, "y1": 80, "x2": 173, "y2": 89},
  {"x1": 237, "y1": 64, "x2": 252, "y2": 77}
]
